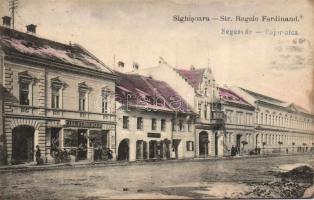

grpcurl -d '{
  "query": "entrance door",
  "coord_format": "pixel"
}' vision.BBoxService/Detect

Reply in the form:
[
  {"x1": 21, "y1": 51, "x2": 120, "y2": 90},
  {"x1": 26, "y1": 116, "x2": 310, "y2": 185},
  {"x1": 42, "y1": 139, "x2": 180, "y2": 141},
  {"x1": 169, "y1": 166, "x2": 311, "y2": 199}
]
[
  {"x1": 118, "y1": 139, "x2": 129, "y2": 160},
  {"x1": 77, "y1": 129, "x2": 87, "y2": 160},
  {"x1": 199, "y1": 132, "x2": 209, "y2": 156},
  {"x1": 12, "y1": 126, "x2": 35, "y2": 164},
  {"x1": 172, "y1": 139, "x2": 181, "y2": 159},
  {"x1": 149, "y1": 140, "x2": 157, "y2": 159},
  {"x1": 236, "y1": 134, "x2": 242, "y2": 154}
]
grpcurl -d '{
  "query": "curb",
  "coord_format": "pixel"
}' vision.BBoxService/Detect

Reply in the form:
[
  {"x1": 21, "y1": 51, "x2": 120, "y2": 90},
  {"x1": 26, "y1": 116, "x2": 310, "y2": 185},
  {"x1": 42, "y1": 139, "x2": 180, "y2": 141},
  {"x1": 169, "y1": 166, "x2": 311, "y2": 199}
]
[{"x1": 0, "y1": 153, "x2": 313, "y2": 173}]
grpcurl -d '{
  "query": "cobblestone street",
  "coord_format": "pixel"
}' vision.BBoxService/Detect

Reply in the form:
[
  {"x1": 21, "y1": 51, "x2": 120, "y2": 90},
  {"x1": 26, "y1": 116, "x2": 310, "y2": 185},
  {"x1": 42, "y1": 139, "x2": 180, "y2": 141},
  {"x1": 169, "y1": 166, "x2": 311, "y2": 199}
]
[{"x1": 0, "y1": 154, "x2": 313, "y2": 199}]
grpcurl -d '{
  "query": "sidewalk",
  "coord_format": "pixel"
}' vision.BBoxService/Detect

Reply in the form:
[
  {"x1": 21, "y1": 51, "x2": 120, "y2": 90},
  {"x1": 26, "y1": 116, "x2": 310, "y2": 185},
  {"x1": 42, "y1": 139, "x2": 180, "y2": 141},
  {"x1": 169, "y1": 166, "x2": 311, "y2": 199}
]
[{"x1": 0, "y1": 152, "x2": 312, "y2": 173}]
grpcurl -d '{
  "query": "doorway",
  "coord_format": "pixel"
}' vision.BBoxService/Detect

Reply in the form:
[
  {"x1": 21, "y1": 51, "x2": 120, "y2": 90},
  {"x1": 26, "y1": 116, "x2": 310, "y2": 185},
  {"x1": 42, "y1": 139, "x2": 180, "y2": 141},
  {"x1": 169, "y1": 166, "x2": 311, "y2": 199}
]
[
  {"x1": 12, "y1": 126, "x2": 35, "y2": 164},
  {"x1": 199, "y1": 131, "x2": 209, "y2": 156},
  {"x1": 118, "y1": 139, "x2": 129, "y2": 160}
]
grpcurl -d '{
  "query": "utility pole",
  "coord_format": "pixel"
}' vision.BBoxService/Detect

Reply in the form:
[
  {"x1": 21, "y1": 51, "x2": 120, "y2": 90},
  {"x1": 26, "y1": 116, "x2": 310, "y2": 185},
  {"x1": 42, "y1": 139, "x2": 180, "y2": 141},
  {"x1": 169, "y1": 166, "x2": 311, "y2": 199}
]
[{"x1": 9, "y1": 0, "x2": 18, "y2": 29}]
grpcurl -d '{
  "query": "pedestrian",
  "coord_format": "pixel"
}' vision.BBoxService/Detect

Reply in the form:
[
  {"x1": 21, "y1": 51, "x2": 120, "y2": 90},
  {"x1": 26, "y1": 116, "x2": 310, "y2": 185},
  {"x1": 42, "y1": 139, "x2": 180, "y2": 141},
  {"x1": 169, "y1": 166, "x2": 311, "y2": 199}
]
[
  {"x1": 107, "y1": 148, "x2": 113, "y2": 160},
  {"x1": 231, "y1": 145, "x2": 236, "y2": 156},
  {"x1": 35, "y1": 145, "x2": 42, "y2": 165}
]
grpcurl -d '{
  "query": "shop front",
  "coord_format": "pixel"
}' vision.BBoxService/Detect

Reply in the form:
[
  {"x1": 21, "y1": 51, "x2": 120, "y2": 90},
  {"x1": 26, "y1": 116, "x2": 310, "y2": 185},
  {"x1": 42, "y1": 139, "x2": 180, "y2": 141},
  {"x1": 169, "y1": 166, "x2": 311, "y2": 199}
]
[{"x1": 47, "y1": 120, "x2": 115, "y2": 162}]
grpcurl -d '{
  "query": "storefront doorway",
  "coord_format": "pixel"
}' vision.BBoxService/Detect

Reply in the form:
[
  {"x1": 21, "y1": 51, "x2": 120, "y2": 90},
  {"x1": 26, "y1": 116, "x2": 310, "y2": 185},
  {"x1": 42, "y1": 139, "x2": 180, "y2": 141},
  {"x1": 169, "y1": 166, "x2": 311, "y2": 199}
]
[
  {"x1": 199, "y1": 131, "x2": 209, "y2": 156},
  {"x1": 12, "y1": 125, "x2": 35, "y2": 164},
  {"x1": 77, "y1": 129, "x2": 87, "y2": 160},
  {"x1": 236, "y1": 134, "x2": 242, "y2": 154},
  {"x1": 149, "y1": 140, "x2": 157, "y2": 159},
  {"x1": 172, "y1": 139, "x2": 181, "y2": 159},
  {"x1": 118, "y1": 139, "x2": 129, "y2": 160}
]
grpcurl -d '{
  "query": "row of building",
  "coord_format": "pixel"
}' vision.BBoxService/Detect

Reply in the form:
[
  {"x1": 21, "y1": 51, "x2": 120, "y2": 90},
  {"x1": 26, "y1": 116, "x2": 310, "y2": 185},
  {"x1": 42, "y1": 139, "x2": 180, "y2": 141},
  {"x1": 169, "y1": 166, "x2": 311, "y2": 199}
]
[{"x1": 0, "y1": 17, "x2": 313, "y2": 165}]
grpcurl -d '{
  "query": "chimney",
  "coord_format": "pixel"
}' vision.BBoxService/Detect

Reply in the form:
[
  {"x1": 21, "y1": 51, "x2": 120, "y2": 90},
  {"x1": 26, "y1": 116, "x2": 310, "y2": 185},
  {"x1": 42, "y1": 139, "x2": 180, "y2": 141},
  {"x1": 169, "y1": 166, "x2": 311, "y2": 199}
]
[
  {"x1": 2, "y1": 16, "x2": 11, "y2": 27},
  {"x1": 190, "y1": 65, "x2": 195, "y2": 70},
  {"x1": 26, "y1": 24, "x2": 37, "y2": 34},
  {"x1": 117, "y1": 61, "x2": 125, "y2": 68}
]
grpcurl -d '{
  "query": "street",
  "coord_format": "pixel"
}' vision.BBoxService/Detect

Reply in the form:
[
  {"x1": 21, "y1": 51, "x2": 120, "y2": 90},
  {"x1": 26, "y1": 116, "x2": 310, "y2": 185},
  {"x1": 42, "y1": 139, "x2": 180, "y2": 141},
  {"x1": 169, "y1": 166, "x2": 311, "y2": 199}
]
[{"x1": 0, "y1": 155, "x2": 313, "y2": 199}]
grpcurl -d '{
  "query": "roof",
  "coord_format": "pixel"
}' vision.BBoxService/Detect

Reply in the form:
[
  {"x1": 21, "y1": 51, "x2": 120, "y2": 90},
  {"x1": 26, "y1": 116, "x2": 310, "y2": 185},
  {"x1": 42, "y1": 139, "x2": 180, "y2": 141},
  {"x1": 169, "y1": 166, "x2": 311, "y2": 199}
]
[
  {"x1": 174, "y1": 68, "x2": 205, "y2": 88},
  {"x1": 240, "y1": 87, "x2": 311, "y2": 114},
  {"x1": 115, "y1": 71, "x2": 193, "y2": 114},
  {"x1": 218, "y1": 87, "x2": 253, "y2": 107},
  {"x1": 0, "y1": 26, "x2": 112, "y2": 73}
]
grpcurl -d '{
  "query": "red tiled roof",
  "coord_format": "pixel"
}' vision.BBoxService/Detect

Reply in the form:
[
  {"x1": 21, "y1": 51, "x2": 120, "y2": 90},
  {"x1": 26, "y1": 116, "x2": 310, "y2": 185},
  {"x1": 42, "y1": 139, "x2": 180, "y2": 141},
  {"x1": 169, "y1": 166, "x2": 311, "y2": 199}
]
[
  {"x1": 0, "y1": 26, "x2": 110, "y2": 72},
  {"x1": 218, "y1": 87, "x2": 252, "y2": 106},
  {"x1": 115, "y1": 71, "x2": 193, "y2": 114},
  {"x1": 174, "y1": 68, "x2": 205, "y2": 88}
]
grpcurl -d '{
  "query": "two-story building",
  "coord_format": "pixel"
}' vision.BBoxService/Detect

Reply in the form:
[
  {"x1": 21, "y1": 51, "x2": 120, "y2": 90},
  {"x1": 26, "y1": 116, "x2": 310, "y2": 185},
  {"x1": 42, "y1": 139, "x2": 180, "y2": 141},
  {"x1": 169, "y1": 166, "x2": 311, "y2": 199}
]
[
  {"x1": 115, "y1": 71, "x2": 195, "y2": 161},
  {"x1": 0, "y1": 18, "x2": 116, "y2": 165},
  {"x1": 218, "y1": 86, "x2": 255, "y2": 155},
  {"x1": 231, "y1": 87, "x2": 314, "y2": 153},
  {"x1": 139, "y1": 59, "x2": 225, "y2": 157}
]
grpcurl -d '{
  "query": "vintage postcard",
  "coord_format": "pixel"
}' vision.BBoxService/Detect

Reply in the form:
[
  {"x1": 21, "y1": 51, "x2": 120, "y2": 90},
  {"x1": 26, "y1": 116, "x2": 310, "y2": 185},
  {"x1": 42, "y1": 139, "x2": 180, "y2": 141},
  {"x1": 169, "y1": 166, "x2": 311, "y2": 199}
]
[{"x1": 0, "y1": 0, "x2": 313, "y2": 199}]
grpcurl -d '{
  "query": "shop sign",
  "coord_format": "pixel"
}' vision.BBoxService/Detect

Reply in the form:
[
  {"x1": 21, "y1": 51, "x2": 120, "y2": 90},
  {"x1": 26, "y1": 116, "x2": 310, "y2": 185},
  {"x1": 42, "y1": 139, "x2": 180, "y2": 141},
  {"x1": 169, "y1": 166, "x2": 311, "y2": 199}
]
[
  {"x1": 102, "y1": 124, "x2": 115, "y2": 130},
  {"x1": 65, "y1": 120, "x2": 102, "y2": 128},
  {"x1": 147, "y1": 132, "x2": 161, "y2": 138}
]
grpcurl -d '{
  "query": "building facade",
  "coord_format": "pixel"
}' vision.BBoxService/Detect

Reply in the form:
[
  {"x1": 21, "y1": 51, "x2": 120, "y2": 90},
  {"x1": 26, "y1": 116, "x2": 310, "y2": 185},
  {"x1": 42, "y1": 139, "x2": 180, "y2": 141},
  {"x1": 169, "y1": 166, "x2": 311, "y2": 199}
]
[
  {"x1": 232, "y1": 87, "x2": 314, "y2": 153},
  {"x1": 139, "y1": 59, "x2": 227, "y2": 157},
  {"x1": 0, "y1": 24, "x2": 116, "y2": 164},
  {"x1": 115, "y1": 72, "x2": 196, "y2": 161},
  {"x1": 218, "y1": 87, "x2": 255, "y2": 155}
]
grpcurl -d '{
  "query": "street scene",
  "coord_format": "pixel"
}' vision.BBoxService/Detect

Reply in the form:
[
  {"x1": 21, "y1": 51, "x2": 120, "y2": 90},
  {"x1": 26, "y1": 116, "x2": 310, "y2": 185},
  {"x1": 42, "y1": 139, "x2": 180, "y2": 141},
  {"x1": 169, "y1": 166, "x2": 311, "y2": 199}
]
[
  {"x1": 0, "y1": 0, "x2": 313, "y2": 199},
  {"x1": 0, "y1": 154, "x2": 313, "y2": 199}
]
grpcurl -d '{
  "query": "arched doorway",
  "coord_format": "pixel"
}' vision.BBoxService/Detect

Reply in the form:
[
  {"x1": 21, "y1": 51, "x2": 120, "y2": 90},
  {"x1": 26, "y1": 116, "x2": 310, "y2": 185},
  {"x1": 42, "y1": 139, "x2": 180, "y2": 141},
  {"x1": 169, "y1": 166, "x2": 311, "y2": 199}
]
[
  {"x1": 199, "y1": 131, "x2": 209, "y2": 156},
  {"x1": 236, "y1": 134, "x2": 242, "y2": 154},
  {"x1": 117, "y1": 139, "x2": 129, "y2": 160},
  {"x1": 12, "y1": 125, "x2": 35, "y2": 164}
]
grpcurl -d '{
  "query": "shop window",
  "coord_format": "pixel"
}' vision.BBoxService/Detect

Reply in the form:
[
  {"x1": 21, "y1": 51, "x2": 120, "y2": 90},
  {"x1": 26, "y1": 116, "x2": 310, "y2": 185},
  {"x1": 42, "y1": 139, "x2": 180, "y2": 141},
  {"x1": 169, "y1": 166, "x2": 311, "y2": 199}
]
[
  {"x1": 63, "y1": 129, "x2": 78, "y2": 148},
  {"x1": 123, "y1": 116, "x2": 129, "y2": 129},
  {"x1": 151, "y1": 118, "x2": 157, "y2": 131},
  {"x1": 186, "y1": 141, "x2": 194, "y2": 151},
  {"x1": 137, "y1": 117, "x2": 143, "y2": 130},
  {"x1": 161, "y1": 119, "x2": 166, "y2": 131}
]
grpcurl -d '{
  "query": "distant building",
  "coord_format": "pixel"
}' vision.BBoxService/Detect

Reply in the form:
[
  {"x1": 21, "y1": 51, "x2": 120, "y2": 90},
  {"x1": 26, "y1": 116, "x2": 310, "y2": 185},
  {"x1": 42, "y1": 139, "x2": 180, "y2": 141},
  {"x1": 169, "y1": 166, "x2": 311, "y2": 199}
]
[
  {"x1": 0, "y1": 22, "x2": 116, "y2": 165},
  {"x1": 232, "y1": 87, "x2": 314, "y2": 153},
  {"x1": 138, "y1": 60, "x2": 226, "y2": 157},
  {"x1": 115, "y1": 72, "x2": 196, "y2": 161},
  {"x1": 218, "y1": 87, "x2": 255, "y2": 155}
]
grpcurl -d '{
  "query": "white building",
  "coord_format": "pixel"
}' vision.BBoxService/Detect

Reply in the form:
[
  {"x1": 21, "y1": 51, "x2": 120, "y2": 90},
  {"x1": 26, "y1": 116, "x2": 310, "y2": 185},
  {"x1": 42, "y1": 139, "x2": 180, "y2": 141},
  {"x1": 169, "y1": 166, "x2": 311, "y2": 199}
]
[
  {"x1": 115, "y1": 71, "x2": 196, "y2": 161},
  {"x1": 231, "y1": 87, "x2": 314, "y2": 153}
]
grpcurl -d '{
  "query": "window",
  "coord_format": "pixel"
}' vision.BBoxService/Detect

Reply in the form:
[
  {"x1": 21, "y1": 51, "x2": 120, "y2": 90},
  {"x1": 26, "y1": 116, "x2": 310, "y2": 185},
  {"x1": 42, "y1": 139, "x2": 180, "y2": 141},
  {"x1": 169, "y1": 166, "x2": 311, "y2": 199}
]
[
  {"x1": 260, "y1": 113, "x2": 263, "y2": 124},
  {"x1": 204, "y1": 104, "x2": 208, "y2": 119},
  {"x1": 186, "y1": 141, "x2": 194, "y2": 151},
  {"x1": 151, "y1": 118, "x2": 157, "y2": 130},
  {"x1": 102, "y1": 89, "x2": 110, "y2": 113},
  {"x1": 19, "y1": 82, "x2": 30, "y2": 105},
  {"x1": 19, "y1": 71, "x2": 33, "y2": 106},
  {"x1": 51, "y1": 87, "x2": 60, "y2": 108},
  {"x1": 187, "y1": 120, "x2": 192, "y2": 132},
  {"x1": 172, "y1": 119, "x2": 176, "y2": 131},
  {"x1": 198, "y1": 103, "x2": 202, "y2": 115},
  {"x1": 179, "y1": 120, "x2": 184, "y2": 131},
  {"x1": 123, "y1": 116, "x2": 129, "y2": 129},
  {"x1": 79, "y1": 91, "x2": 86, "y2": 111},
  {"x1": 78, "y1": 82, "x2": 89, "y2": 111},
  {"x1": 137, "y1": 117, "x2": 143, "y2": 130},
  {"x1": 161, "y1": 119, "x2": 166, "y2": 131}
]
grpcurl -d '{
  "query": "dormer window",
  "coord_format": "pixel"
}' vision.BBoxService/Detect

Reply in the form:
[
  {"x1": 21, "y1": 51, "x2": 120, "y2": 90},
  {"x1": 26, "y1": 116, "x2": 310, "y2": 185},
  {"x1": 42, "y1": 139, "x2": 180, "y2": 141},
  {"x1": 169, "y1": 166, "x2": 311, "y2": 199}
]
[{"x1": 18, "y1": 71, "x2": 34, "y2": 105}]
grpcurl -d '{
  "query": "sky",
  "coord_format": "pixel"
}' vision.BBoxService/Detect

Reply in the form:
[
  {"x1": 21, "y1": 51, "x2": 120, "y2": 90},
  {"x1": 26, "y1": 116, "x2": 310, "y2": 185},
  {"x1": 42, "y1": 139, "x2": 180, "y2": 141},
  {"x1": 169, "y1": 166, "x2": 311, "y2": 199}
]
[{"x1": 0, "y1": 0, "x2": 313, "y2": 111}]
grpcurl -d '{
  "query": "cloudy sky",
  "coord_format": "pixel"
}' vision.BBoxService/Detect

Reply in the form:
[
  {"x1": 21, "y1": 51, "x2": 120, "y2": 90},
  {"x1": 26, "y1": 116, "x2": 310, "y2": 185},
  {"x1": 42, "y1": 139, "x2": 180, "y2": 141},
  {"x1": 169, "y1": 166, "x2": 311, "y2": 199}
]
[{"x1": 1, "y1": 0, "x2": 313, "y2": 111}]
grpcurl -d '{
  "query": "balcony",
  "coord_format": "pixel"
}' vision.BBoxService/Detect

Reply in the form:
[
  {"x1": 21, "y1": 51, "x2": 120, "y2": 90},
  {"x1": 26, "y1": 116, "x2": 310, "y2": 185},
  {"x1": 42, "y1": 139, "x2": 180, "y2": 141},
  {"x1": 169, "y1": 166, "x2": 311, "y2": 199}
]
[{"x1": 211, "y1": 110, "x2": 225, "y2": 124}]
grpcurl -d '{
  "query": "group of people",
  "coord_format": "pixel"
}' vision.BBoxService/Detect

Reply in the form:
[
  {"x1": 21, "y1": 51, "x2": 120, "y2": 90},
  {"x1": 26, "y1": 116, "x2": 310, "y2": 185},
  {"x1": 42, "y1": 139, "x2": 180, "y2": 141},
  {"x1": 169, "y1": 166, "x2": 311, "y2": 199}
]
[
  {"x1": 93, "y1": 146, "x2": 113, "y2": 161},
  {"x1": 230, "y1": 145, "x2": 261, "y2": 156}
]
